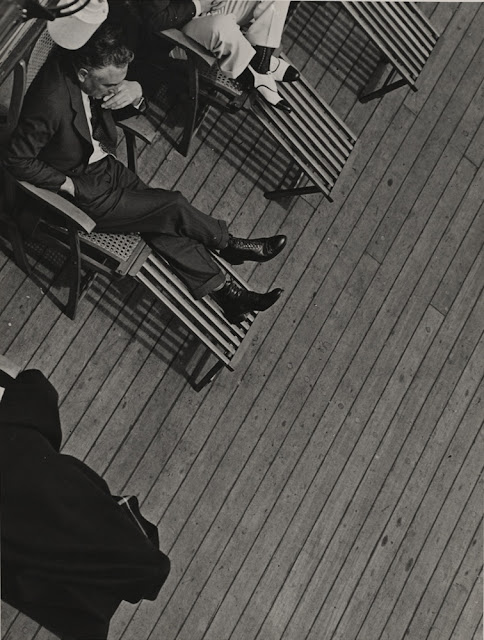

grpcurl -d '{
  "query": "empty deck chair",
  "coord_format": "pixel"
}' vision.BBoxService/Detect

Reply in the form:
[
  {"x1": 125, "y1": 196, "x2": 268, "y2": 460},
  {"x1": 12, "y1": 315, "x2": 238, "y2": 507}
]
[
  {"x1": 159, "y1": 29, "x2": 357, "y2": 201},
  {"x1": 342, "y1": 1, "x2": 440, "y2": 101}
]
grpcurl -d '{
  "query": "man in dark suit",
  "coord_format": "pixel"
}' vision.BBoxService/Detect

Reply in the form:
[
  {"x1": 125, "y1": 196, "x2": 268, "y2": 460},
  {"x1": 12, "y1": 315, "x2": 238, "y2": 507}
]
[
  {"x1": 4, "y1": 24, "x2": 286, "y2": 322},
  {"x1": 0, "y1": 354, "x2": 171, "y2": 640}
]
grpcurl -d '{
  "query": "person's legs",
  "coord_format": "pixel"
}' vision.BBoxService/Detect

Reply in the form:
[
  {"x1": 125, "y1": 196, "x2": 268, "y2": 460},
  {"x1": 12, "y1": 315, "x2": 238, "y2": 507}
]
[
  {"x1": 72, "y1": 157, "x2": 285, "y2": 312},
  {"x1": 181, "y1": 1, "x2": 294, "y2": 110},
  {"x1": 243, "y1": 0, "x2": 290, "y2": 49},
  {"x1": 72, "y1": 157, "x2": 228, "y2": 297},
  {"x1": 182, "y1": 13, "x2": 254, "y2": 79}
]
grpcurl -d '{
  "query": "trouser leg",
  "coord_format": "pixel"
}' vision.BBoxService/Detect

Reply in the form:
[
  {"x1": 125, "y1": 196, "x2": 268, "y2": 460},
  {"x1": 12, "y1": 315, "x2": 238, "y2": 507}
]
[
  {"x1": 240, "y1": 0, "x2": 290, "y2": 48},
  {"x1": 182, "y1": 13, "x2": 255, "y2": 79},
  {"x1": 71, "y1": 157, "x2": 228, "y2": 298},
  {"x1": 181, "y1": 1, "x2": 289, "y2": 78}
]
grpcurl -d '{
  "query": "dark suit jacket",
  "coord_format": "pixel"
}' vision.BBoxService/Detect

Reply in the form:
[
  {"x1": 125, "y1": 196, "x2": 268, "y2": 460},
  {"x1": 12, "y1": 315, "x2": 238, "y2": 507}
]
[
  {"x1": 4, "y1": 54, "x2": 118, "y2": 192},
  {"x1": 137, "y1": 0, "x2": 197, "y2": 31},
  {"x1": 0, "y1": 369, "x2": 170, "y2": 639}
]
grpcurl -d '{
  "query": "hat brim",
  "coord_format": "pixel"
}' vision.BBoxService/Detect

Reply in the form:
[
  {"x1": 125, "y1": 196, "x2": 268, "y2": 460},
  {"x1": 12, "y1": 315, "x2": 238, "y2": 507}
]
[{"x1": 47, "y1": 14, "x2": 104, "y2": 50}]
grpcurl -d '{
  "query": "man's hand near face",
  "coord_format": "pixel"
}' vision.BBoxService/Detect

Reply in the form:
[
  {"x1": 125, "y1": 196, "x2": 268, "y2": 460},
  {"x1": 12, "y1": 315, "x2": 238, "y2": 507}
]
[{"x1": 101, "y1": 80, "x2": 143, "y2": 110}]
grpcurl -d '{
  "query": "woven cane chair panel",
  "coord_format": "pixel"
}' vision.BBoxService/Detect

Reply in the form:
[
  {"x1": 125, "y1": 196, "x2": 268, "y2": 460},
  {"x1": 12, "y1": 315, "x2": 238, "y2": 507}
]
[
  {"x1": 199, "y1": 66, "x2": 243, "y2": 96},
  {"x1": 26, "y1": 29, "x2": 56, "y2": 88},
  {"x1": 78, "y1": 231, "x2": 143, "y2": 262}
]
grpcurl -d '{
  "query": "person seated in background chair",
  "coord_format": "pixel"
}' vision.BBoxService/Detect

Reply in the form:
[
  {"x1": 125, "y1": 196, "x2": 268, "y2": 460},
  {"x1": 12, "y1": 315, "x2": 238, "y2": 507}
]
[
  {"x1": 3, "y1": 22, "x2": 287, "y2": 323},
  {"x1": 0, "y1": 354, "x2": 171, "y2": 640},
  {"x1": 134, "y1": 0, "x2": 300, "y2": 112}
]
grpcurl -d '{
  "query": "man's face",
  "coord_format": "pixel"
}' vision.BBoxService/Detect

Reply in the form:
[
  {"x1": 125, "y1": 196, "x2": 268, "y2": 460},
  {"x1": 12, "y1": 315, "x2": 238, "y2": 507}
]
[{"x1": 78, "y1": 64, "x2": 128, "y2": 99}]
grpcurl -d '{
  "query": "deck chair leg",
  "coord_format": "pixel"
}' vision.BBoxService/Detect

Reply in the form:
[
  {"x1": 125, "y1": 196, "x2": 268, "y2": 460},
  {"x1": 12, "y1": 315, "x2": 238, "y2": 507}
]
[
  {"x1": 65, "y1": 228, "x2": 82, "y2": 320},
  {"x1": 124, "y1": 130, "x2": 138, "y2": 174},
  {"x1": 7, "y1": 223, "x2": 31, "y2": 274},
  {"x1": 264, "y1": 185, "x2": 326, "y2": 200},
  {"x1": 179, "y1": 54, "x2": 199, "y2": 156},
  {"x1": 193, "y1": 360, "x2": 225, "y2": 391}
]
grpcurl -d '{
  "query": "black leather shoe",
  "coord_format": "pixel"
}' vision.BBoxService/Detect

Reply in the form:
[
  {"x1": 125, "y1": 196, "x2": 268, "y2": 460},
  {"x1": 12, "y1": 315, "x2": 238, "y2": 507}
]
[
  {"x1": 212, "y1": 276, "x2": 283, "y2": 323},
  {"x1": 220, "y1": 235, "x2": 287, "y2": 265},
  {"x1": 255, "y1": 91, "x2": 292, "y2": 114}
]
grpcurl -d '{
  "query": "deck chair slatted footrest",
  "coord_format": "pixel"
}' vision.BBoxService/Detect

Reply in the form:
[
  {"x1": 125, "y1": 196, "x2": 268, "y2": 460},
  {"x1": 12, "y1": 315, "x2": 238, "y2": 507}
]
[{"x1": 342, "y1": 1, "x2": 439, "y2": 101}]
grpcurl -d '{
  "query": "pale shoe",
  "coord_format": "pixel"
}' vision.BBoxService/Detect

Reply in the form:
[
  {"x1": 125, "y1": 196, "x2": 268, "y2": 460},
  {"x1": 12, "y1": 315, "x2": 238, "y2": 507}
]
[
  {"x1": 269, "y1": 57, "x2": 300, "y2": 83},
  {"x1": 248, "y1": 65, "x2": 291, "y2": 113}
]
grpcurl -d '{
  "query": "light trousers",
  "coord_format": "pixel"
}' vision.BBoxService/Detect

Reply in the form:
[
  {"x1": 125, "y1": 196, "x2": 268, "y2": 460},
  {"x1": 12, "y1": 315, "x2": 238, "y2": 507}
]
[{"x1": 182, "y1": 0, "x2": 290, "y2": 78}]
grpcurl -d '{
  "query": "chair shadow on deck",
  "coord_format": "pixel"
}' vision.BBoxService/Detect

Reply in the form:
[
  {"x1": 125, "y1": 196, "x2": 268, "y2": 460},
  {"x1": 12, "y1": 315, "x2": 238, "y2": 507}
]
[
  {"x1": 0, "y1": 238, "x2": 229, "y2": 390},
  {"x1": 284, "y1": 1, "x2": 381, "y2": 95},
  {"x1": 141, "y1": 2, "x2": 382, "y2": 207}
]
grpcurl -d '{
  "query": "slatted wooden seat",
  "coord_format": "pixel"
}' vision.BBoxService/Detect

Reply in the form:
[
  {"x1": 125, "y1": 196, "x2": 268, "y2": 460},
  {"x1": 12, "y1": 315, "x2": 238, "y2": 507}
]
[
  {"x1": 250, "y1": 54, "x2": 357, "y2": 201},
  {"x1": 342, "y1": 1, "x2": 440, "y2": 101},
  {"x1": 137, "y1": 251, "x2": 257, "y2": 388},
  {"x1": 160, "y1": 31, "x2": 357, "y2": 201}
]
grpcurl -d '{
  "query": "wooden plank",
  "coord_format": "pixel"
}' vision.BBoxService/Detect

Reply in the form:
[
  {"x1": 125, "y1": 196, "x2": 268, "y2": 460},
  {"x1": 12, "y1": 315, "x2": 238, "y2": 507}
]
[
  {"x1": 432, "y1": 185, "x2": 483, "y2": 315},
  {"x1": 57, "y1": 285, "x2": 160, "y2": 442},
  {"x1": 182, "y1": 304, "x2": 443, "y2": 640},
  {"x1": 60, "y1": 298, "x2": 175, "y2": 463},
  {"x1": 276, "y1": 274, "x2": 483, "y2": 640},
  {"x1": 224, "y1": 243, "x2": 484, "y2": 640},
  {"x1": 405, "y1": 3, "x2": 481, "y2": 115},
  {"x1": 136, "y1": 148, "x2": 476, "y2": 640},
  {"x1": 410, "y1": 494, "x2": 483, "y2": 639},
  {"x1": 0, "y1": 253, "x2": 66, "y2": 355},
  {"x1": 111, "y1": 202, "x2": 325, "y2": 639},
  {"x1": 190, "y1": 152, "x2": 480, "y2": 635},
  {"x1": 23, "y1": 276, "x2": 111, "y2": 375},
  {"x1": 367, "y1": 25, "x2": 484, "y2": 263},
  {"x1": 367, "y1": 415, "x2": 483, "y2": 640},
  {"x1": 2, "y1": 7, "x2": 483, "y2": 640},
  {"x1": 0, "y1": 602, "x2": 19, "y2": 639},
  {"x1": 466, "y1": 117, "x2": 484, "y2": 168},
  {"x1": 1, "y1": 612, "x2": 41, "y2": 640},
  {"x1": 189, "y1": 110, "x2": 262, "y2": 216},
  {"x1": 43, "y1": 279, "x2": 141, "y2": 404},
  {"x1": 80, "y1": 316, "x2": 191, "y2": 476},
  {"x1": 449, "y1": 574, "x2": 483, "y2": 640},
  {"x1": 449, "y1": 77, "x2": 484, "y2": 156}
]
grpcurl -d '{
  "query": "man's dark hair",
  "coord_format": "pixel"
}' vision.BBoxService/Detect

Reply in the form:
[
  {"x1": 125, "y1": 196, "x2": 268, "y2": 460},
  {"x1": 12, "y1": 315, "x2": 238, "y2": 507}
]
[{"x1": 69, "y1": 23, "x2": 134, "y2": 71}]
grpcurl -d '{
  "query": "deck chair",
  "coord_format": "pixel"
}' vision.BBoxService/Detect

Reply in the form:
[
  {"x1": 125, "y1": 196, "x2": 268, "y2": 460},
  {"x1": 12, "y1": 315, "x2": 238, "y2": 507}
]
[
  {"x1": 158, "y1": 28, "x2": 249, "y2": 157},
  {"x1": 158, "y1": 29, "x2": 357, "y2": 201},
  {"x1": 342, "y1": 1, "x2": 440, "y2": 102},
  {"x1": 0, "y1": 27, "x2": 156, "y2": 320},
  {"x1": 0, "y1": 27, "x2": 259, "y2": 388}
]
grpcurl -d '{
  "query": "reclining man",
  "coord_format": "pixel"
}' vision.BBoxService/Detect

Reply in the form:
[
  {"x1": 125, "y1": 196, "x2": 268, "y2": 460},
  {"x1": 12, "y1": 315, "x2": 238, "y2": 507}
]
[{"x1": 4, "y1": 24, "x2": 286, "y2": 323}]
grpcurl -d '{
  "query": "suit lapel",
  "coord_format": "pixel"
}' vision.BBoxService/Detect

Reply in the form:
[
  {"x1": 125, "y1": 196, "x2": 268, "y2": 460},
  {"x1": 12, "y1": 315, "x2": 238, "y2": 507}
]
[
  {"x1": 65, "y1": 71, "x2": 118, "y2": 152},
  {"x1": 65, "y1": 72, "x2": 93, "y2": 148}
]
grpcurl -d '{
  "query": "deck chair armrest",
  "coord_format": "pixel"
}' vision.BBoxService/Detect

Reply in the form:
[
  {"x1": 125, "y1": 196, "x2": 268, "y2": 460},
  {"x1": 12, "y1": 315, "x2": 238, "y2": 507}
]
[
  {"x1": 17, "y1": 181, "x2": 96, "y2": 233},
  {"x1": 158, "y1": 28, "x2": 217, "y2": 67},
  {"x1": 117, "y1": 114, "x2": 157, "y2": 145}
]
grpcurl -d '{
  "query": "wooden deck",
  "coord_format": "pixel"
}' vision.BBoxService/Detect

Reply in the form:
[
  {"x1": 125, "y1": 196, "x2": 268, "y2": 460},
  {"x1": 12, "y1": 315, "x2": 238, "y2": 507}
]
[{"x1": 1, "y1": 2, "x2": 483, "y2": 639}]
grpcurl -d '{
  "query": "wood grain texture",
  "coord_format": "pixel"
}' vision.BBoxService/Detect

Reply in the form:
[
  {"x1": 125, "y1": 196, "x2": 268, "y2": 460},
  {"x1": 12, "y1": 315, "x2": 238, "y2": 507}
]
[{"x1": 1, "y1": 4, "x2": 482, "y2": 640}]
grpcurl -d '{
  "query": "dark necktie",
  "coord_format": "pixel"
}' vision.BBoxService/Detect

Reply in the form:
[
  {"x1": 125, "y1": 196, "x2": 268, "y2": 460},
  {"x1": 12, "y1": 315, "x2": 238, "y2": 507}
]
[{"x1": 89, "y1": 97, "x2": 116, "y2": 155}]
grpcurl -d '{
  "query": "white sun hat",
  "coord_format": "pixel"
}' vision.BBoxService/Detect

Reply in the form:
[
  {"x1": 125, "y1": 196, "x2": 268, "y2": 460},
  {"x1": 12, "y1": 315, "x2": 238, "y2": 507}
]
[{"x1": 47, "y1": 0, "x2": 109, "y2": 50}]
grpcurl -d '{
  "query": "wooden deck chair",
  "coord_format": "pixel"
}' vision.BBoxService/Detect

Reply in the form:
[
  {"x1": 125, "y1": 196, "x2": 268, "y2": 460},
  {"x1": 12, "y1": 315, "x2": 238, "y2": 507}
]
[
  {"x1": 158, "y1": 29, "x2": 357, "y2": 201},
  {"x1": 0, "y1": 27, "x2": 260, "y2": 388},
  {"x1": 1, "y1": 27, "x2": 156, "y2": 320},
  {"x1": 342, "y1": 1, "x2": 440, "y2": 101}
]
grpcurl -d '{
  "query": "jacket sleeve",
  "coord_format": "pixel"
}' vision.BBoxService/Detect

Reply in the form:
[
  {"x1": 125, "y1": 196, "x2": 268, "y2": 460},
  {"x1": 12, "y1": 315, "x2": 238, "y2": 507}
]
[
  {"x1": 3, "y1": 79, "x2": 67, "y2": 191},
  {"x1": 140, "y1": 0, "x2": 197, "y2": 31}
]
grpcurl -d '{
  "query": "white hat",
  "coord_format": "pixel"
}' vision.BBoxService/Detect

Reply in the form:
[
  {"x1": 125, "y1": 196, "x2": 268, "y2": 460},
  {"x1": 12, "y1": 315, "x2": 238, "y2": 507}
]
[{"x1": 47, "y1": 0, "x2": 109, "y2": 50}]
